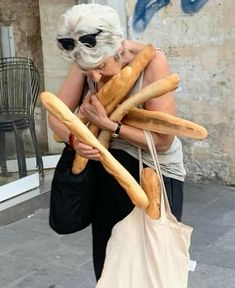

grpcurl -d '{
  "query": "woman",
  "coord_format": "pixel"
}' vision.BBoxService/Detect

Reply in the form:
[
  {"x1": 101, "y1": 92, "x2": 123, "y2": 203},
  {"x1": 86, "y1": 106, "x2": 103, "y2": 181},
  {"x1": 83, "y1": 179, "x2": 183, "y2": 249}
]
[{"x1": 48, "y1": 3, "x2": 186, "y2": 280}]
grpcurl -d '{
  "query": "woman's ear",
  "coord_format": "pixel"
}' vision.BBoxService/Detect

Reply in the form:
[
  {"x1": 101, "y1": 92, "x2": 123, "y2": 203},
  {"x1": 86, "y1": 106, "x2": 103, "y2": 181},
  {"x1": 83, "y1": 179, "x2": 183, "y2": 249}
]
[
  {"x1": 120, "y1": 40, "x2": 127, "y2": 52},
  {"x1": 114, "y1": 52, "x2": 121, "y2": 62}
]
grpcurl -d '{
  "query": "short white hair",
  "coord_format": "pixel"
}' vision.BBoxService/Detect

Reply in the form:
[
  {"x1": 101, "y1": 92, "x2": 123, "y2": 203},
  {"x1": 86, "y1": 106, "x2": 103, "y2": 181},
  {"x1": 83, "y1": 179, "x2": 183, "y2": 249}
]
[{"x1": 57, "y1": 4, "x2": 124, "y2": 70}]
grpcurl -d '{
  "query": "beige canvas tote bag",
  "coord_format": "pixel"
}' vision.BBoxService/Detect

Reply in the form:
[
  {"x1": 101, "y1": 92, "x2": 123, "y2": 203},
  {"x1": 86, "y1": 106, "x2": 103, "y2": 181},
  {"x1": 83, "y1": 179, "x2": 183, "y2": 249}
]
[{"x1": 96, "y1": 131, "x2": 193, "y2": 288}]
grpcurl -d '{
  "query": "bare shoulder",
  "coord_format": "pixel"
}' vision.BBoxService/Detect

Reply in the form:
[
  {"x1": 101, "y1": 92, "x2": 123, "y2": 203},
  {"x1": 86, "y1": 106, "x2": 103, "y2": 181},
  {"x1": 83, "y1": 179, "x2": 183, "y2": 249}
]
[
  {"x1": 125, "y1": 41, "x2": 170, "y2": 85},
  {"x1": 62, "y1": 62, "x2": 85, "y2": 87},
  {"x1": 125, "y1": 40, "x2": 145, "y2": 51},
  {"x1": 143, "y1": 48, "x2": 170, "y2": 86},
  {"x1": 143, "y1": 48, "x2": 176, "y2": 115},
  {"x1": 58, "y1": 62, "x2": 86, "y2": 110}
]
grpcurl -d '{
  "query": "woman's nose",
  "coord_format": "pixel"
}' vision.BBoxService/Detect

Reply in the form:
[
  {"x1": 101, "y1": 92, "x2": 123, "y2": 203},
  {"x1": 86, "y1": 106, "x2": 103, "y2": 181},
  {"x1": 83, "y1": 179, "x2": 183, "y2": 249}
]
[{"x1": 89, "y1": 70, "x2": 102, "y2": 82}]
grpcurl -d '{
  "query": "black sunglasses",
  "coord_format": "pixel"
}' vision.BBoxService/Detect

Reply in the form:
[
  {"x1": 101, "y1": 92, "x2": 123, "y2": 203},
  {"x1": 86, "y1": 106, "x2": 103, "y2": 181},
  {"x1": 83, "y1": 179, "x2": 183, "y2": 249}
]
[{"x1": 57, "y1": 30, "x2": 103, "y2": 51}]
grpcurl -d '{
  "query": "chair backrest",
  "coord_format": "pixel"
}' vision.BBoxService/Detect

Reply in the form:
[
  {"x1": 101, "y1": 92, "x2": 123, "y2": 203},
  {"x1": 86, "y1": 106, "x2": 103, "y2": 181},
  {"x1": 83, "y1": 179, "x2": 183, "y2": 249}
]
[
  {"x1": 0, "y1": 57, "x2": 35, "y2": 67},
  {"x1": 0, "y1": 57, "x2": 40, "y2": 115}
]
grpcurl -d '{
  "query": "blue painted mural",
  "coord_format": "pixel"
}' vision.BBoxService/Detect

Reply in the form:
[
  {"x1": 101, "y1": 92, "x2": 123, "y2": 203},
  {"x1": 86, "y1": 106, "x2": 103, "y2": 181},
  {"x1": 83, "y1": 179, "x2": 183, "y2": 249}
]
[
  {"x1": 181, "y1": 0, "x2": 209, "y2": 14},
  {"x1": 132, "y1": 0, "x2": 210, "y2": 33},
  {"x1": 132, "y1": 0, "x2": 170, "y2": 33}
]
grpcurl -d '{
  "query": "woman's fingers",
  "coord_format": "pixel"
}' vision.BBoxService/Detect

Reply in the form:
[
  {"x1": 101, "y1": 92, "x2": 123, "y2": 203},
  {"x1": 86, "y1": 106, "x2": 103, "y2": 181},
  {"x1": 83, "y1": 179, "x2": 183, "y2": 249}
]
[
  {"x1": 79, "y1": 94, "x2": 108, "y2": 125},
  {"x1": 74, "y1": 141, "x2": 100, "y2": 160}
]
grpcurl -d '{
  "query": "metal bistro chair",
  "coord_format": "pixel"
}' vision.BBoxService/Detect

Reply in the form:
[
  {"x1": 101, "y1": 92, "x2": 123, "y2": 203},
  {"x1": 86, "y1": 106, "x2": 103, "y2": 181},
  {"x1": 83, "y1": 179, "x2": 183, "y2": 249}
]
[{"x1": 0, "y1": 57, "x2": 44, "y2": 178}]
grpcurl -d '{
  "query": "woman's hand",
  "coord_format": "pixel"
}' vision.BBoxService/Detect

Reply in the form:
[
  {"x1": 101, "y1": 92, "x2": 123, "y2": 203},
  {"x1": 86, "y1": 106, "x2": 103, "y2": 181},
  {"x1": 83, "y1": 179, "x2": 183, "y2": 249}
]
[
  {"x1": 79, "y1": 94, "x2": 114, "y2": 130},
  {"x1": 75, "y1": 94, "x2": 117, "y2": 160},
  {"x1": 73, "y1": 138, "x2": 100, "y2": 160}
]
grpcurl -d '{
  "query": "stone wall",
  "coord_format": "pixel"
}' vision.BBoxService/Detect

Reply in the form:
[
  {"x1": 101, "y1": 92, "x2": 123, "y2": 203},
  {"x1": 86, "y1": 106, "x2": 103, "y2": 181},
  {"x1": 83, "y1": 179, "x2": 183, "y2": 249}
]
[
  {"x1": 39, "y1": 0, "x2": 78, "y2": 153},
  {"x1": 15, "y1": 0, "x2": 233, "y2": 185},
  {"x1": 129, "y1": 1, "x2": 235, "y2": 184}
]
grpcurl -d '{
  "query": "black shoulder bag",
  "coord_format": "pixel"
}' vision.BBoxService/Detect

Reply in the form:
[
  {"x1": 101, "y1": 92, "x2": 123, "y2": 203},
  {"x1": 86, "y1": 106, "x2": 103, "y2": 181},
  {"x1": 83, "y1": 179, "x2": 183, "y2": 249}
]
[
  {"x1": 49, "y1": 78, "x2": 95, "y2": 234},
  {"x1": 49, "y1": 144, "x2": 96, "y2": 234}
]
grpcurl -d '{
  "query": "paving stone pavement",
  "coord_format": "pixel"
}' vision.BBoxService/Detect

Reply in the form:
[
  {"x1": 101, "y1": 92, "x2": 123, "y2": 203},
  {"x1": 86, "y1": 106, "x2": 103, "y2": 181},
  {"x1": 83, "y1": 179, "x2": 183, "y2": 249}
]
[{"x1": 0, "y1": 180, "x2": 235, "y2": 288}]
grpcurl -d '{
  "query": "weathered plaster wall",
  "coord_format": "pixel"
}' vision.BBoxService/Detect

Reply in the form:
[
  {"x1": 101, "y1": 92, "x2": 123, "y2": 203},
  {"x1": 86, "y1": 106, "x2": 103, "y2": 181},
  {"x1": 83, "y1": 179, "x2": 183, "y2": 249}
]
[
  {"x1": 129, "y1": 1, "x2": 235, "y2": 184},
  {"x1": 39, "y1": 0, "x2": 78, "y2": 153},
  {"x1": 0, "y1": 0, "x2": 47, "y2": 153},
  {"x1": 37, "y1": 0, "x2": 234, "y2": 184}
]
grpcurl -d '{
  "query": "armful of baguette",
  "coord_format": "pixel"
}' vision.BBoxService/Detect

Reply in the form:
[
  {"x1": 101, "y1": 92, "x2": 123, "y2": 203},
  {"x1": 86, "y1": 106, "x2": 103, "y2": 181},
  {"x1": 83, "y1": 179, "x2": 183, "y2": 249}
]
[
  {"x1": 72, "y1": 44, "x2": 156, "y2": 174},
  {"x1": 98, "y1": 73, "x2": 180, "y2": 148},
  {"x1": 40, "y1": 91, "x2": 149, "y2": 209},
  {"x1": 96, "y1": 44, "x2": 156, "y2": 115}
]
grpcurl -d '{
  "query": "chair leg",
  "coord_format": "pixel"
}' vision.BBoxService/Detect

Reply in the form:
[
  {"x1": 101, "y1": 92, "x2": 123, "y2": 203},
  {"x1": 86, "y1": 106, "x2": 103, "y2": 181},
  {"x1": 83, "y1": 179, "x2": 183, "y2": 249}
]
[
  {"x1": 12, "y1": 123, "x2": 27, "y2": 178},
  {"x1": 0, "y1": 132, "x2": 8, "y2": 175},
  {"x1": 29, "y1": 120, "x2": 44, "y2": 177}
]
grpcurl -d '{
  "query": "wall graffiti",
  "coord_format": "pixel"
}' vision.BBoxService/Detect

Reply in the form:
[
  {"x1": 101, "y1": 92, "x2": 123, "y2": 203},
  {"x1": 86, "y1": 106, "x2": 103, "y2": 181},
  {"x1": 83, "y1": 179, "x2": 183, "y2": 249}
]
[
  {"x1": 132, "y1": 0, "x2": 210, "y2": 33},
  {"x1": 132, "y1": 0, "x2": 170, "y2": 33},
  {"x1": 181, "y1": 0, "x2": 209, "y2": 14}
]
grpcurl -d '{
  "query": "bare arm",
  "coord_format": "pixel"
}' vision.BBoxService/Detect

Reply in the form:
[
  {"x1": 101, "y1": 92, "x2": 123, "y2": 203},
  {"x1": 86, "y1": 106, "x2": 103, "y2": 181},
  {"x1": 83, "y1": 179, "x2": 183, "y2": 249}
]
[{"x1": 48, "y1": 62, "x2": 86, "y2": 142}]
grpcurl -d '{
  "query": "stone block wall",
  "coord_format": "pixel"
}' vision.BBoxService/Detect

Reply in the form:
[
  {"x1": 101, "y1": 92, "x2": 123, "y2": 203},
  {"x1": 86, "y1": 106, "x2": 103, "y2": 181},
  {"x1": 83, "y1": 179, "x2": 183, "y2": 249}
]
[
  {"x1": 2, "y1": 0, "x2": 233, "y2": 184},
  {"x1": 129, "y1": 1, "x2": 235, "y2": 184}
]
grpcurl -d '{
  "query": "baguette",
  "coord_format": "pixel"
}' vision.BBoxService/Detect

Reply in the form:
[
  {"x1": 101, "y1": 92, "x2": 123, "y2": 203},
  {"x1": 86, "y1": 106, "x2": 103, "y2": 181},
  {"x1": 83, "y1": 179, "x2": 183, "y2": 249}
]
[
  {"x1": 41, "y1": 91, "x2": 149, "y2": 209},
  {"x1": 73, "y1": 44, "x2": 156, "y2": 174},
  {"x1": 98, "y1": 73, "x2": 180, "y2": 148},
  {"x1": 123, "y1": 108, "x2": 208, "y2": 140},
  {"x1": 96, "y1": 44, "x2": 156, "y2": 115},
  {"x1": 71, "y1": 124, "x2": 100, "y2": 174},
  {"x1": 141, "y1": 167, "x2": 161, "y2": 219}
]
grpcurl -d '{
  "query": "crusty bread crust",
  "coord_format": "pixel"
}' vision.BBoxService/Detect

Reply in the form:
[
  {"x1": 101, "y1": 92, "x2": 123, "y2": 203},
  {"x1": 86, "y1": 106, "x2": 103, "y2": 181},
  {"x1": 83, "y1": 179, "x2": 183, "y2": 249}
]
[
  {"x1": 123, "y1": 108, "x2": 208, "y2": 140},
  {"x1": 98, "y1": 73, "x2": 180, "y2": 148},
  {"x1": 141, "y1": 167, "x2": 161, "y2": 219},
  {"x1": 73, "y1": 44, "x2": 156, "y2": 174},
  {"x1": 96, "y1": 44, "x2": 156, "y2": 115},
  {"x1": 41, "y1": 91, "x2": 149, "y2": 209}
]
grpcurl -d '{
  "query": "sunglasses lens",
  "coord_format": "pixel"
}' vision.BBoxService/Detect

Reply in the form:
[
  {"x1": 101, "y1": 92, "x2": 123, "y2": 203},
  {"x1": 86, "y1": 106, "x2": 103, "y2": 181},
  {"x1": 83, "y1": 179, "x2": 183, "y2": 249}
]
[
  {"x1": 57, "y1": 38, "x2": 75, "y2": 51},
  {"x1": 78, "y1": 30, "x2": 103, "y2": 48},
  {"x1": 79, "y1": 35, "x2": 96, "y2": 48}
]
